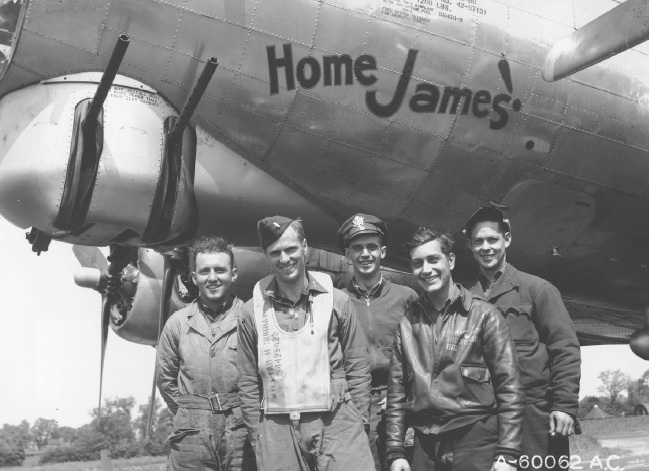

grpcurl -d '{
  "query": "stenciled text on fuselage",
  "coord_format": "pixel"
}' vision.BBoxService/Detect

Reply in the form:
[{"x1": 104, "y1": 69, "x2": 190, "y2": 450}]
[{"x1": 267, "y1": 44, "x2": 520, "y2": 130}]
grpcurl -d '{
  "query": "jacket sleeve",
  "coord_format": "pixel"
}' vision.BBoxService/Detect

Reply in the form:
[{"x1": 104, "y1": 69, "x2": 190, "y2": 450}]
[
  {"x1": 482, "y1": 307, "x2": 525, "y2": 460},
  {"x1": 156, "y1": 317, "x2": 181, "y2": 415},
  {"x1": 534, "y1": 282, "x2": 581, "y2": 415},
  {"x1": 237, "y1": 301, "x2": 262, "y2": 445},
  {"x1": 335, "y1": 291, "x2": 372, "y2": 424},
  {"x1": 385, "y1": 323, "x2": 407, "y2": 465}
]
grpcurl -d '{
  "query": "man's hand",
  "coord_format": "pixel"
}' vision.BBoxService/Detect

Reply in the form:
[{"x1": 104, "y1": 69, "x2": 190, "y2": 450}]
[
  {"x1": 549, "y1": 410, "x2": 574, "y2": 436},
  {"x1": 390, "y1": 458, "x2": 411, "y2": 471},
  {"x1": 378, "y1": 396, "x2": 387, "y2": 413},
  {"x1": 491, "y1": 459, "x2": 517, "y2": 471}
]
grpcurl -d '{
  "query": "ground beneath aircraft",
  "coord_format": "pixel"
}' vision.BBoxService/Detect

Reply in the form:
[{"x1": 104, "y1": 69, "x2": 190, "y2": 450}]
[{"x1": 596, "y1": 432, "x2": 649, "y2": 470}]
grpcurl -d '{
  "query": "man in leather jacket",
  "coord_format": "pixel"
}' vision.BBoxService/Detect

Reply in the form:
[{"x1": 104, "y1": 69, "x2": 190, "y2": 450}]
[
  {"x1": 385, "y1": 227, "x2": 524, "y2": 471},
  {"x1": 464, "y1": 207, "x2": 581, "y2": 468}
]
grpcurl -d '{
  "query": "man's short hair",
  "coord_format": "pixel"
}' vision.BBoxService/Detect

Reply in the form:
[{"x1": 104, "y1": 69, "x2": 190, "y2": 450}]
[
  {"x1": 404, "y1": 227, "x2": 454, "y2": 258},
  {"x1": 289, "y1": 218, "x2": 306, "y2": 243},
  {"x1": 189, "y1": 236, "x2": 235, "y2": 272}
]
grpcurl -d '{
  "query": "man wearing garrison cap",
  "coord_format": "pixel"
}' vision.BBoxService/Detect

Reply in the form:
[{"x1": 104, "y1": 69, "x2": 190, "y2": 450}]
[
  {"x1": 337, "y1": 214, "x2": 417, "y2": 471},
  {"x1": 237, "y1": 216, "x2": 374, "y2": 471},
  {"x1": 464, "y1": 207, "x2": 581, "y2": 469}
]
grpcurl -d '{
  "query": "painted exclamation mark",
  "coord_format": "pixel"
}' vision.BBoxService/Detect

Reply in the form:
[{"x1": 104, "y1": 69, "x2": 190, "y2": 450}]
[{"x1": 498, "y1": 59, "x2": 522, "y2": 112}]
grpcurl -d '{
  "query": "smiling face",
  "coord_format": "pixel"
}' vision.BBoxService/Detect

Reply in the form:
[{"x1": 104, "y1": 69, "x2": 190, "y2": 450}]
[
  {"x1": 410, "y1": 239, "x2": 455, "y2": 301},
  {"x1": 265, "y1": 226, "x2": 308, "y2": 286},
  {"x1": 192, "y1": 251, "x2": 237, "y2": 309},
  {"x1": 468, "y1": 221, "x2": 511, "y2": 275},
  {"x1": 346, "y1": 233, "x2": 385, "y2": 280}
]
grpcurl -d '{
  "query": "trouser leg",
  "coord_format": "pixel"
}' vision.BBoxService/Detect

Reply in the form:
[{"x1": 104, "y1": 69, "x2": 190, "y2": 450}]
[
  {"x1": 520, "y1": 402, "x2": 569, "y2": 471},
  {"x1": 254, "y1": 413, "x2": 305, "y2": 471},
  {"x1": 317, "y1": 400, "x2": 375, "y2": 471},
  {"x1": 410, "y1": 416, "x2": 499, "y2": 471},
  {"x1": 167, "y1": 409, "x2": 219, "y2": 471},
  {"x1": 221, "y1": 406, "x2": 257, "y2": 471},
  {"x1": 368, "y1": 389, "x2": 387, "y2": 471},
  {"x1": 448, "y1": 415, "x2": 499, "y2": 471}
]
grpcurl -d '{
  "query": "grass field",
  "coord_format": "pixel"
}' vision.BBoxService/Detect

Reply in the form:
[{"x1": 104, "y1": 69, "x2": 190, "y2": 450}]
[
  {"x1": 8, "y1": 417, "x2": 649, "y2": 470},
  {"x1": 5, "y1": 455, "x2": 166, "y2": 471},
  {"x1": 570, "y1": 415, "x2": 649, "y2": 469}
]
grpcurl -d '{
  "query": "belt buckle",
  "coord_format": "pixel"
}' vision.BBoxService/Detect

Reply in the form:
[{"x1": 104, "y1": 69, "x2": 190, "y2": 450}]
[
  {"x1": 208, "y1": 394, "x2": 222, "y2": 413},
  {"x1": 289, "y1": 411, "x2": 300, "y2": 421}
]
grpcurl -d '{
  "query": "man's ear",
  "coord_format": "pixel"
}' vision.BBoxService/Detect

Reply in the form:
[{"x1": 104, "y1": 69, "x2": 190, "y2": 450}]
[
  {"x1": 303, "y1": 239, "x2": 308, "y2": 255},
  {"x1": 448, "y1": 252, "x2": 456, "y2": 270},
  {"x1": 380, "y1": 246, "x2": 387, "y2": 259},
  {"x1": 191, "y1": 272, "x2": 197, "y2": 285},
  {"x1": 344, "y1": 247, "x2": 350, "y2": 258},
  {"x1": 504, "y1": 232, "x2": 512, "y2": 248},
  {"x1": 231, "y1": 267, "x2": 238, "y2": 283}
]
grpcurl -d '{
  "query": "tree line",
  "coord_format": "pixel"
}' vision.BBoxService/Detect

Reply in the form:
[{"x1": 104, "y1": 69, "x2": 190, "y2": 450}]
[
  {"x1": 0, "y1": 397, "x2": 172, "y2": 467},
  {"x1": 578, "y1": 368, "x2": 649, "y2": 418}
]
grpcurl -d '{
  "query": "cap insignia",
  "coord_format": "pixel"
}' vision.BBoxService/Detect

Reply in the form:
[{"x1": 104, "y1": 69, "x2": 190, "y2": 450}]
[
  {"x1": 273, "y1": 222, "x2": 281, "y2": 228},
  {"x1": 351, "y1": 215, "x2": 364, "y2": 228}
]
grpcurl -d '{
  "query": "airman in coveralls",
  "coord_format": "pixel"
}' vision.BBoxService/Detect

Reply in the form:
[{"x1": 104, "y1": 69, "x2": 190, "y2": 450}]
[
  {"x1": 237, "y1": 216, "x2": 375, "y2": 471},
  {"x1": 156, "y1": 236, "x2": 256, "y2": 470},
  {"x1": 337, "y1": 213, "x2": 418, "y2": 471}
]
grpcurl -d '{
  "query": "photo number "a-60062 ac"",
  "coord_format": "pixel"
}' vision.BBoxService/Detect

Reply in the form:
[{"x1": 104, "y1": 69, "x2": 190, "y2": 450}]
[{"x1": 496, "y1": 455, "x2": 621, "y2": 470}]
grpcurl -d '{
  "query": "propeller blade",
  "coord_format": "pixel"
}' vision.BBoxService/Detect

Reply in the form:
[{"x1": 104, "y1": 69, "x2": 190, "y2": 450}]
[
  {"x1": 73, "y1": 245, "x2": 109, "y2": 272},
  {"x1": 96, "y1": 245, "x2": 136, "y2": 417},
  {"x1": 98, "y1": 293, "x2": 111, "y2": 415},
  {"x1": 145, "y1": 250, "x2": 182, "y2": 441},
  {"x1": 543, "y1": 0, "x2": 649, "y2": 82}
]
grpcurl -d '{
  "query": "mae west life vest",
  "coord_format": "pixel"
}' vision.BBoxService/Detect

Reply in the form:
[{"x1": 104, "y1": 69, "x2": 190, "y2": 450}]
[{"x1": 253, "y1": 271, "x2": 333, "y2": 414}]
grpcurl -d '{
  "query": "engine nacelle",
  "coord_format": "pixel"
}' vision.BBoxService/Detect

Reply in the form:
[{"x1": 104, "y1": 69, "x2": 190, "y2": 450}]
[{"x1": 0, "y1": 73, "x2": 197, "y2": 247}]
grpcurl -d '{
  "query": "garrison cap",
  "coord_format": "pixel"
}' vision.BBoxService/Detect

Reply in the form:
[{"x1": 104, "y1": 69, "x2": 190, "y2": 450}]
[
  {"x1": 337, "y1": 213, "x2": 388, "y2": 250},
  {"x1": 257, "y1": 215, "x2": 294, "y2": 249},
  {"x1": 464, "y1": 206, "x2": 511, "y2": 236}
]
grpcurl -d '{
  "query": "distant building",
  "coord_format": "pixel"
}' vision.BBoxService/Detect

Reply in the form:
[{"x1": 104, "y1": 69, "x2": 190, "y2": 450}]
[
  {"x1": 583, "y1": 404, "x2": 612, "y2": 420},
  {"x1": 634, "y1": 403, "x2": 649, "y2": 415}
]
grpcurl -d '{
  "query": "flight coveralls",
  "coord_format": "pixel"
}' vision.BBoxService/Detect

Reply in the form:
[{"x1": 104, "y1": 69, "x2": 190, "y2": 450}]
[
  {"x1": 156, "y1": 296, "x2": 256, "y2": 471},
  {"x1": 467, "y1": 264, "x2": 581, "y2": 469},
  {"x1": 341, "y1": 277, "x2": 418, "y2": 471},
  {"x1": 237, "y1": 271, "x2": 374, "y2": 471},
  {"x1": 386, "y1": 285, "x2": 524, "y2": 471}
]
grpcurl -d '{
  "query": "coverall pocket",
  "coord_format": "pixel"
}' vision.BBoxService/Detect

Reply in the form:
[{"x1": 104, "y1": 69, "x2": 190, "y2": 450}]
[
  {"x1": 458, "y1": 365, "x2": 494, "y2": 408},
  {"x1": 228, "y1": 405, "x2": 245, "y2": 429},
  {"x1": 168, "y1": 427, "x2": 201, "y2": 443},
  {"x1": 502, "y1": 303, "x2": 536, "y2": 344}
]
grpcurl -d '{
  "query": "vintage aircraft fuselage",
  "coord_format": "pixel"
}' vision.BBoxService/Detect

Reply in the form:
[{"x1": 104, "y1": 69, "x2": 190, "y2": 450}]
[{"x1": 0, "y1": 0, "x2": 648, "y2": 346}]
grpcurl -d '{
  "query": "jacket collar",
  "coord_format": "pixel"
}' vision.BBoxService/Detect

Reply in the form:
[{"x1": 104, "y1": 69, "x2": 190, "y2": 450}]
[
  {"x1": 186, "y1": 296, "x2": 241, "y2": 343},
  {"x1": 261, "y1": 271, "x2": 328, "y2": 301},
  {"x1": 470, "y1": 263, "x2": 520, "y2": 301},
  {"x1": 350, "y1": 275, "x2": 388, "y2": 299},
  {"x1": 413, "y1": 283, "x2": 471, "y2": 320}
]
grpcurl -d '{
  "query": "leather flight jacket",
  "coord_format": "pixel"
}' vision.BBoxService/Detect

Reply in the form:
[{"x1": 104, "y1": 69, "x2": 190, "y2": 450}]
[{"x1": 385, "y1": 284, "x2": 525, "y2": 462}]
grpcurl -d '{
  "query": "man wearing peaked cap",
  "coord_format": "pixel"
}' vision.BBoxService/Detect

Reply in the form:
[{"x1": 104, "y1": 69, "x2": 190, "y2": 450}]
[
  {"x1": 464, "y1": 206, "x2": 581, "y2": 470},
  {"x1": 337, "y1": 213, "x2": 417, "y2": 471},
  {"x1": 237, "y1": 215, "x2": 374, "y2": 471}
]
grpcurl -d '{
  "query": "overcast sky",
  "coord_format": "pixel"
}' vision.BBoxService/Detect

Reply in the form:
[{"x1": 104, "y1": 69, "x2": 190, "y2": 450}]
[{"x1": 1, "y1": 217, "x2": 648, "y2": 428}]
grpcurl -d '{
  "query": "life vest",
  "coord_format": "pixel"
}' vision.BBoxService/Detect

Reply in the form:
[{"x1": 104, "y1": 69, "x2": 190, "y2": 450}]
[{"x1": 253, "y1": 271, "x2": 333, "y2": 413}]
